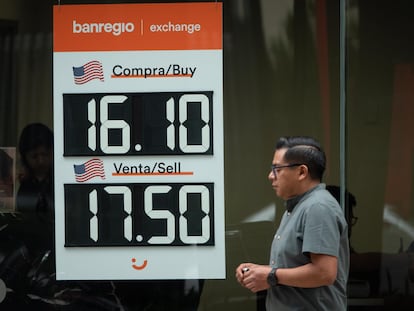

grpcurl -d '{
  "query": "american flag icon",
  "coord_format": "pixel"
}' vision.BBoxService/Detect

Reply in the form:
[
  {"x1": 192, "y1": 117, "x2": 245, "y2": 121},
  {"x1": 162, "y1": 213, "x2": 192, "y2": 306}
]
[
  {"x1": 72, "y1": 60, "x2": 104, "y2": 85},
  {"x1": 73, "y1": 158, "x2": 106, "y2": 182}
]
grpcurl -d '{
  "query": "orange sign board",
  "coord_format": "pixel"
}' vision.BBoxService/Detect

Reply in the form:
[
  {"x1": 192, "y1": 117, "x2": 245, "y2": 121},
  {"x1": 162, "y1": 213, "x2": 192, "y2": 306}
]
[{"x1": 53, "y1": 3, "x2": 222, "y2": 52}]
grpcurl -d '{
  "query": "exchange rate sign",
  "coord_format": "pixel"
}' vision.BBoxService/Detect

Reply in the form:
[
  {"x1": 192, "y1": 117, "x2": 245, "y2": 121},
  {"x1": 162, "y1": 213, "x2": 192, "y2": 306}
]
[{"x1": 53, "y1": 3, "x2": 224, "y2": 280}]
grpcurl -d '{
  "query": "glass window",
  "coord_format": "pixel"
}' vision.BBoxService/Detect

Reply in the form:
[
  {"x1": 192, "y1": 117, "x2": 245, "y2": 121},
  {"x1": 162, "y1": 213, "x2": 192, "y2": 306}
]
[{"x1": 346, "y1": 1, "x2": 414, "y2": 309}]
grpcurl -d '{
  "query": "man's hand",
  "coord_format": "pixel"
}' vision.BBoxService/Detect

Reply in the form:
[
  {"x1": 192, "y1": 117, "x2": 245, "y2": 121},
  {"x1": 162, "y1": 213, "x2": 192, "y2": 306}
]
[{"x1": 235, "y1": 263, "x2": 271, "y2": 293}]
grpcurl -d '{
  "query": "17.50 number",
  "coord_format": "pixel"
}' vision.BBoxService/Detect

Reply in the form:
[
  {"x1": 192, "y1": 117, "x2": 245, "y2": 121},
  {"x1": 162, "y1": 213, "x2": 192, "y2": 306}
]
[{"x1": 64, "y1": 183, "x2": 215, "y2": 247}]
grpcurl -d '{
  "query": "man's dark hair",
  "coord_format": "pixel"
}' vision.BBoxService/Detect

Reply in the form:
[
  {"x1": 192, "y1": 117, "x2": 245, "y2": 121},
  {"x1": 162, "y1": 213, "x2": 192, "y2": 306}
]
[{"x1": 275, "y1": 136, "x2": 326, "y2": 181}]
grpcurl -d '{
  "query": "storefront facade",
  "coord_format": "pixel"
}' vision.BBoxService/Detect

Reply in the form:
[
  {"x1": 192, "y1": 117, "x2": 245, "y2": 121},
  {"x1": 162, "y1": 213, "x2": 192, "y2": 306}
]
[{"x1": 1, "y1": 0, "x2": 414, "y2": 310}]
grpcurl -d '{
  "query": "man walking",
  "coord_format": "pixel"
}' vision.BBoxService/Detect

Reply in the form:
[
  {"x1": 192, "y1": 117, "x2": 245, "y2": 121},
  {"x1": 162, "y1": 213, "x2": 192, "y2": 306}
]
[{"x1": 236, "y1": 136, "x2": 349, "y2": 310}]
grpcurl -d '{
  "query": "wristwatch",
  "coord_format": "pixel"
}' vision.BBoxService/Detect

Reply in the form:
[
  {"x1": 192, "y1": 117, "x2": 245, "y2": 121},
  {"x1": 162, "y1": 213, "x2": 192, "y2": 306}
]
[{"x1": 267, "y1": 267, "x2": 278, "y2": 286}]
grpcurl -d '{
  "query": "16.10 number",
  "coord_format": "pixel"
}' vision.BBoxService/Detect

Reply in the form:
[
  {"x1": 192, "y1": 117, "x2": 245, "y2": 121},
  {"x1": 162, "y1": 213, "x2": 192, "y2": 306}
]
[{"x1": 86, "y1": 94, "x2": 211, "y2": 154}]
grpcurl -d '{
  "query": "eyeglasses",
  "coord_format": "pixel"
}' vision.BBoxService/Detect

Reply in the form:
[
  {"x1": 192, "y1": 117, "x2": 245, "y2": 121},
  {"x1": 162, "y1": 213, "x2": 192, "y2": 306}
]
[{"x1": 271, "y1": 163, "x2": 302, "y2": 177}]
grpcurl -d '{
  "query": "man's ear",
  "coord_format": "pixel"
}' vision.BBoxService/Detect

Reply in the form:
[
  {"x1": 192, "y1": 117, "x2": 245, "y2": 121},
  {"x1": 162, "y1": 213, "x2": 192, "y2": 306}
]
[{"x1": 297, "y1": 164, "x2": 308, "y2": 180}]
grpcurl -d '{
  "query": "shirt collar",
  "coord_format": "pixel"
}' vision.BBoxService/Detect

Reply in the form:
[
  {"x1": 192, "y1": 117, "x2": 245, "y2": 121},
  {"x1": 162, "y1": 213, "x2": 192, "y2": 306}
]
[{"x1": 285, "y1": 183, "x2": 325, "y2": 212}]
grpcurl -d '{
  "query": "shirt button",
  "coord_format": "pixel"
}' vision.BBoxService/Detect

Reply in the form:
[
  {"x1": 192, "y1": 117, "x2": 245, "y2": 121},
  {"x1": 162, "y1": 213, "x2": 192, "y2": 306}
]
[
  {"x1": 277, "y1": 235, "x2": 281, "y2": 240},
  {"x1": 287, "y1": 212, "x2": 291, "y2": 216}
]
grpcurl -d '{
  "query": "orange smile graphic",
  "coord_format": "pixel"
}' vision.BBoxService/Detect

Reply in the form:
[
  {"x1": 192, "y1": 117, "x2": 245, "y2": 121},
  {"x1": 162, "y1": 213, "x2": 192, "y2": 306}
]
[{"x1": 131, "y1": 258, "x2": 148, "y2": 270}]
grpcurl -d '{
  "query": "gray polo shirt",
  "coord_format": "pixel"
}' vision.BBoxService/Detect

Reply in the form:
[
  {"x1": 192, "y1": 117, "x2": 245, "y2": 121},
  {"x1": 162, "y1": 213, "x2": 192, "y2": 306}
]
[{"x1": 266, "y1": 184, "x2": 349, "y2": 311}]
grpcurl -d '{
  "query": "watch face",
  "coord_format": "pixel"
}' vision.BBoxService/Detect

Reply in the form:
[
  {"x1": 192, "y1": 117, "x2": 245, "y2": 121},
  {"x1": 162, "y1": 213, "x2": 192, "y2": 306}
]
[{"x1": 267, "y1": 268, "x2": 278, "y2": 286}]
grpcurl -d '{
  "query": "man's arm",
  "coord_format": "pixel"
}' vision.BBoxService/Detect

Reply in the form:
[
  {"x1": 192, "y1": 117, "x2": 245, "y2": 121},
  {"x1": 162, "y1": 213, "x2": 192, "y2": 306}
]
[
  {"x1": 236, "y1": 254, "x2": 337, "y2": 293},
  {"x1": 277, "y1": 253, "x2": 337, "y2": 287}
]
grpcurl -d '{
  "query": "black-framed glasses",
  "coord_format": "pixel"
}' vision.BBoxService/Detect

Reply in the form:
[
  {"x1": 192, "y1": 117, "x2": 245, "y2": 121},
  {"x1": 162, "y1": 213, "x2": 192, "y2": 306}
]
[{"x1": 271, "y1": 163, "x2": 302, "y2": 177}]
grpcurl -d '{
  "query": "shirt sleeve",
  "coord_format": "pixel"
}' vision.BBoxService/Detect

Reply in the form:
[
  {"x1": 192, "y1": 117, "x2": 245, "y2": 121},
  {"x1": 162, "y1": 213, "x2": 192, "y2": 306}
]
[{"x1": 301, "y1": 200, "x2": 342, "y2": 257}]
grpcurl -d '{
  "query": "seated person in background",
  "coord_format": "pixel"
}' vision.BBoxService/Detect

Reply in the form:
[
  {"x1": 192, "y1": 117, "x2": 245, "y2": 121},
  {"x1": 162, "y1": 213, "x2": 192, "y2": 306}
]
[
  {"x1": 16, "y1": 123, "x2": 54, "y2": 253},
  {"x1": 16, "y1": 123, "x2": 54, "y2": 222}
]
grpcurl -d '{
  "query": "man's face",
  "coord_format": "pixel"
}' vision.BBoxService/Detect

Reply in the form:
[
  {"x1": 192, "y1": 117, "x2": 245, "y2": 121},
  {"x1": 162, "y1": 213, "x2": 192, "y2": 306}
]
[{"x1": 268, "y1": 148, "x2": 300, "y2": 200}]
